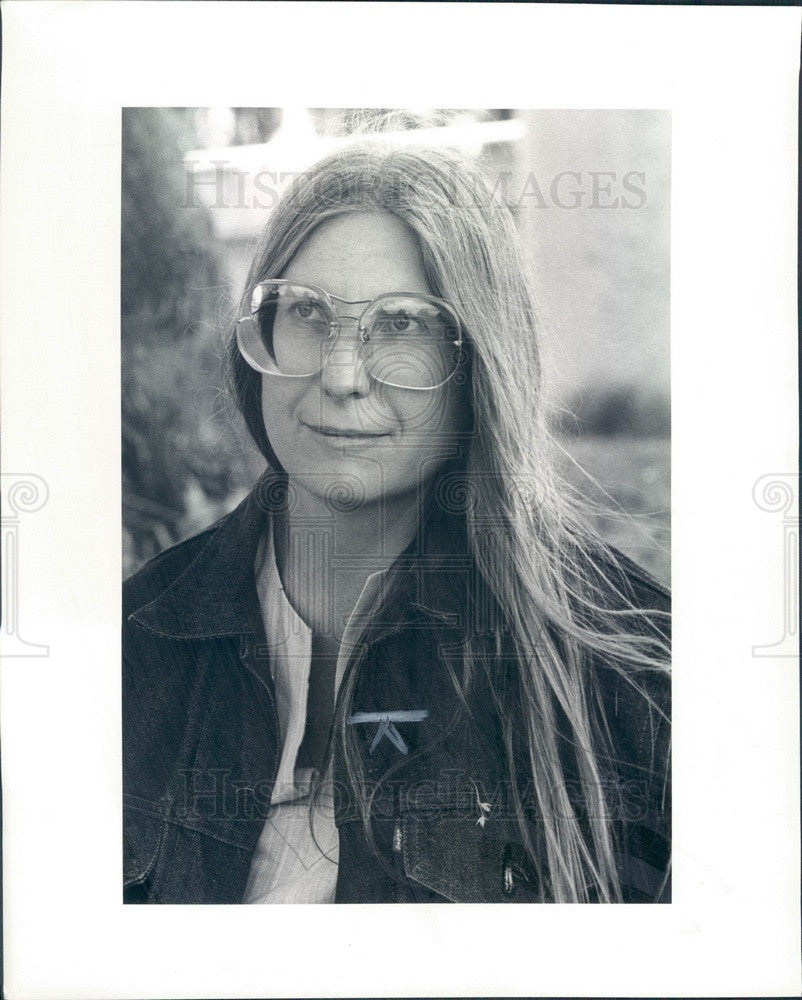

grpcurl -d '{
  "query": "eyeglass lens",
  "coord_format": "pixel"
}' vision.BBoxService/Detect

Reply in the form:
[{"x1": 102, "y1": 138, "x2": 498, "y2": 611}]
[{"x1": 251, "y1": 282, "x2": 461, "y2": 390}]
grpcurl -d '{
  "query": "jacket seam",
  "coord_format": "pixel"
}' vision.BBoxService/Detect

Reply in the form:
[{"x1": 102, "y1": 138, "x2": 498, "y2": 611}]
[
  {"x1": 160, "y1": 814, "x2": 261, "y2": 852},
  {"x1": 125, "y1": 616, "x2": 245, "y2": 641},
  {"x1": 124, "y1": 803, "x2": 170, "y2": 888},
  {"x1": 124, "y1": 794, "x2": 166, "y2": 818},
  {"x1": 124, "y1": 803, "x2": 259, "y2": 873}
]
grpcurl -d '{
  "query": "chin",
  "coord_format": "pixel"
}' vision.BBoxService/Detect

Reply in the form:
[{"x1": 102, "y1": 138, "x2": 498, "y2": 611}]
[{"x1": 281, "y1": 452, "x2": 381, "y2": 503}]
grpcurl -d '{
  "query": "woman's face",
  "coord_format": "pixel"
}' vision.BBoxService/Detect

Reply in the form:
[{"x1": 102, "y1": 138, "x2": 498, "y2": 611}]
[{"x1": 260, "y1": 211, "x2": 469, "y2": 508}]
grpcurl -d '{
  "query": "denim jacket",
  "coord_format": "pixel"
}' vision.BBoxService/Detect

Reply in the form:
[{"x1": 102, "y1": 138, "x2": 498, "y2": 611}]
[{"x1": 123, "y1": 472, "x2": 671, "y2": 904}]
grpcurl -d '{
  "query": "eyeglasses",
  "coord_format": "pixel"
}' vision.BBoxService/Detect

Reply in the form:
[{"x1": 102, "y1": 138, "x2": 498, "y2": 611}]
[{"x1": 236, "y1": 279, "x2": 464, "y2": 391}]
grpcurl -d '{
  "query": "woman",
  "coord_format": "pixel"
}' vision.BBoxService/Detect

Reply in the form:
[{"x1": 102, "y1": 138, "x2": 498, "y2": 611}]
[{"x1": 123, "y1": 135, "x2": 670, "y2": 904}]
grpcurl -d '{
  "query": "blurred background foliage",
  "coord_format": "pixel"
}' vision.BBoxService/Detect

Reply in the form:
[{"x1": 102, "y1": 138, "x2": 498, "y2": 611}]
[
  {"x1": 121, "y1": 108, "x2": 261, "y2": 575},
  {"x1": 122, "y1": 108, "x2": 670, "y2": 585}
]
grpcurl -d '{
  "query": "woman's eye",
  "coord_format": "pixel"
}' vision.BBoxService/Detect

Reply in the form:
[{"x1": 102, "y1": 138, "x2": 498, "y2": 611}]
[
  {"x1": 376, "y1": 312, "x2": 421, "y2": 335},
  {"x1": 295, "y1": 301, "x2": 317, "y2": 319}
]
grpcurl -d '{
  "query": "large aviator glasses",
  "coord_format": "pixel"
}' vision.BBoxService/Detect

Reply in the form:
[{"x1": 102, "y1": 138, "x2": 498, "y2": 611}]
[{"x1": 236, "y1": 280, "x2": 465, "y2": 391}]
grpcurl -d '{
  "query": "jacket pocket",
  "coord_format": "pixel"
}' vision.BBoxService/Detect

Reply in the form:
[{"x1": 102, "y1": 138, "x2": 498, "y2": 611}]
[{"x1": 399, "y1": 809, "x2": 541, "y2": 903}]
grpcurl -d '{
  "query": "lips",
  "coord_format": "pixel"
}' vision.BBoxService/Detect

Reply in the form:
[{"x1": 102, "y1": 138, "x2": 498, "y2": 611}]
[{"x1": 304, "y1": 422, "x2": 390, "y2": 440}]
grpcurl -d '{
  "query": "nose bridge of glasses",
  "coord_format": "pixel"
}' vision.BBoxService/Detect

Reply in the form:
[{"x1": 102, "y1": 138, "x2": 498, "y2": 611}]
[
  {"x1": 322, "y1": 308, "x2": 371, "y2": 385},
  {"x1": 330, "y1": 306, "x2": 369, "y2": 344}
]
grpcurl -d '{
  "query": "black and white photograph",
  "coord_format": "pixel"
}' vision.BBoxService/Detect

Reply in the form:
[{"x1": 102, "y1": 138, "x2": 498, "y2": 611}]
[
  {"x1": 1, "y1": 3, "x2": 799, "y2": 998},
  {"x1": 122, "y1": 108, "x2": 671, "y2": 905}
]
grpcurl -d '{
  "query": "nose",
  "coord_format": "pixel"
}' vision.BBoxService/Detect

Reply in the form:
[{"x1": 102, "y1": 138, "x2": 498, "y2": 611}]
[{"x1": 319, "y1": 320, "x2": 371, "y2": 398}]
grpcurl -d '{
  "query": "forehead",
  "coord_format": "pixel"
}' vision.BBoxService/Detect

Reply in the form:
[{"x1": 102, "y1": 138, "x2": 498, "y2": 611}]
[{"x1": 281, "y1": 211, "x2": 432, "y2": 300}]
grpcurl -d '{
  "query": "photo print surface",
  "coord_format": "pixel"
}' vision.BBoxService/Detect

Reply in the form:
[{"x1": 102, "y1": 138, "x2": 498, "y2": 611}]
[{"x1": 121, "y1": 108, "x2": 671, "y2": 905}]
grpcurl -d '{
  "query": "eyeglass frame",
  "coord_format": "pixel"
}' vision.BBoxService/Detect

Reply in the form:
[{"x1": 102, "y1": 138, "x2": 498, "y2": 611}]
[{"x1": 236, "y1": 278, "x2": 466, "y2": 392}]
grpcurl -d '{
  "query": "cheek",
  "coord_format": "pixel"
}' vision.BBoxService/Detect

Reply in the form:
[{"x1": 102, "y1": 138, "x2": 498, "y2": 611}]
[
  {"x1": 389, "y1": 383, "x2": 470, "y2": 490},
  {"x1": 259, "y1": 379, "x2": 300, "y2": 452},
  {"x1": 390, "y1": 380, "x2": 469, "y2": 437},
  {"x1": 400, "y1": 381, "x2": 470, "y2": 440}
]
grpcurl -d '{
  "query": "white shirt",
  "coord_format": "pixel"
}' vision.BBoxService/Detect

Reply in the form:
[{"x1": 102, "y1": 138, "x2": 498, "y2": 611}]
[{"x1": 243, "y1": 524, "x2": 385, "y2": 904}]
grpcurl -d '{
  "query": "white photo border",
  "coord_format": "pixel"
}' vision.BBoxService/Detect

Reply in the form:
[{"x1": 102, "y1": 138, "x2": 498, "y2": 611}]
[{"x1": 1, "y1": 3, "x2": 799, "y2": 998}]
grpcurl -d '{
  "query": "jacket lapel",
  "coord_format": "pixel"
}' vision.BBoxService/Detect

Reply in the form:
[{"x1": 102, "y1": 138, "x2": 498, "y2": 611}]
[{"x1": 128, "y1": 470, "x2": 283, "y2": 640}]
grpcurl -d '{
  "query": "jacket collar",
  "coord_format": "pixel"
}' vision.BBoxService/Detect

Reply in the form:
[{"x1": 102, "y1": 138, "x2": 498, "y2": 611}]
[
  {"x1": 128, "y1": 471, "x2": 275, "y2": 639},
  {"x1": 129, "y1": 469, "x2": 471, "y2": 641}
]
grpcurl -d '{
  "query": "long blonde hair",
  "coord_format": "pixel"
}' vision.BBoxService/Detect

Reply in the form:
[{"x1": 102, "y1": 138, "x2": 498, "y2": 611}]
[{"x1": 228, "y1": 122, "x2": 670, "y2": 903}]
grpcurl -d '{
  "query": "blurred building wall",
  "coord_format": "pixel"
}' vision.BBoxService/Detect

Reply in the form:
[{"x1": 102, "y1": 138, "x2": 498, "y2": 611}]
[{"x1": 513, "y1": 110, "x2": 670, "y2": 407}]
